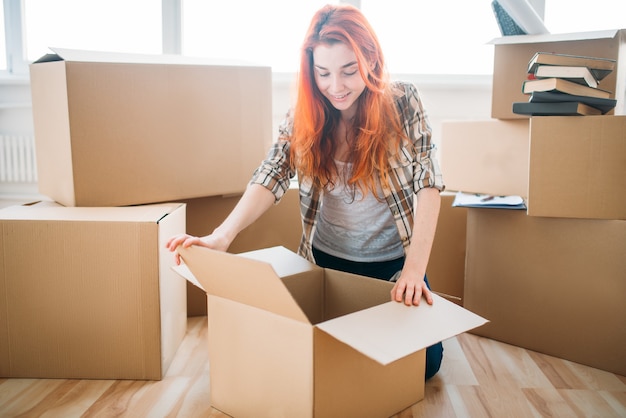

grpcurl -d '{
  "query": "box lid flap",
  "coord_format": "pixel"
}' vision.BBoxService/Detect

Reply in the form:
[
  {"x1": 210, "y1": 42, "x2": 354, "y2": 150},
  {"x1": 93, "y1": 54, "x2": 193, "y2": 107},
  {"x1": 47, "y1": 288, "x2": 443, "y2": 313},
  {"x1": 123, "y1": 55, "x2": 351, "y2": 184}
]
[
  {"x1": 489, "y1": 29, "x2": 621, "y2": 45},
  {"x1": 33, "y1": 47, "x2": 261, "y2": 67},
  {"x1": 175, "y1": 245, "x2": 311, "y2": 323},
  {"x1": 316, "y1": 294, "x2": 488, "y2": 365},
  {"x1": 0, "y1": 201, "x2": 184, "y2": 223}
]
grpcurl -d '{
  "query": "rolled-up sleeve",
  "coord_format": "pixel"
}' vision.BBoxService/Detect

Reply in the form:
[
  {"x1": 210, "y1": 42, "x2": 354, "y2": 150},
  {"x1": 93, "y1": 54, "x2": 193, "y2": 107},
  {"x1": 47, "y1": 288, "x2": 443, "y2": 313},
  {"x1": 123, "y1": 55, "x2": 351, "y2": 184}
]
[
  {"x1": 249, "y1": 115, "x2": 296, "y2": 203},
  {"x1": 401, "y1": 82, "x2": 445, "y2": 192}
]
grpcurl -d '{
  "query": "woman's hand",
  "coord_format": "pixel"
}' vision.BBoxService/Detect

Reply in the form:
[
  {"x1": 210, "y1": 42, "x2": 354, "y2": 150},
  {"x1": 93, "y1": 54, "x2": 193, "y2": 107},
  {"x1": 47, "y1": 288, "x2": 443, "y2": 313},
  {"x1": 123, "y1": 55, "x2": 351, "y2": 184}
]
[
  {"x1": 165, "y1": 232, "x2": 230, "y2": 265},
  {"x1": 391, "y1": 270, "x2": 433, "y2": 306}
]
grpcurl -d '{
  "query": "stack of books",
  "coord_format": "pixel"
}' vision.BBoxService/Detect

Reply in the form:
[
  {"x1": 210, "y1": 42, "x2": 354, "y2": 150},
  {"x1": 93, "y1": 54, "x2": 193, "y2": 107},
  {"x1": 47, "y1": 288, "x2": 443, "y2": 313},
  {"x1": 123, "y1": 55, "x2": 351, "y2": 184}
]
[{"x1": 513, "y1": 52, "x2": 617, "y2": 116}]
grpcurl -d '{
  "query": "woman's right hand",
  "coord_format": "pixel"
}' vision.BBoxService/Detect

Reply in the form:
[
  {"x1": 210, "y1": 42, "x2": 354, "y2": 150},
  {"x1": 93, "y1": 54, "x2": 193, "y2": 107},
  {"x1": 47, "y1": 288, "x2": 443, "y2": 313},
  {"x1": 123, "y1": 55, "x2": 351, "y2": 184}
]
[{"x1": 165, "y1": 232, "x2": 230, "y2": 265}]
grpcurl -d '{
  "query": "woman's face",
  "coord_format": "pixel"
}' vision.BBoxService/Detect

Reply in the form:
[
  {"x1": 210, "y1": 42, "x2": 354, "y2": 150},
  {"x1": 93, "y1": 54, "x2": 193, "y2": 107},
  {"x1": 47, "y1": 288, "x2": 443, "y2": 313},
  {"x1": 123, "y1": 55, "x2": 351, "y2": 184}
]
[{"x1": 312, "y1": 42, "x2": 367, "y2": 119}]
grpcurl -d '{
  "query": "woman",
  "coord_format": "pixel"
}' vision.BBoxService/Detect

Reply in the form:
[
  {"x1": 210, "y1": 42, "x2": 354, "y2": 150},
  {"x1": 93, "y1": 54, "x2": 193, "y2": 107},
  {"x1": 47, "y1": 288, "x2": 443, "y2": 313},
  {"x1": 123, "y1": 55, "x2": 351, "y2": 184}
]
[{"x1": 167, "y1": 4, "x2": 445, "y2": 379}]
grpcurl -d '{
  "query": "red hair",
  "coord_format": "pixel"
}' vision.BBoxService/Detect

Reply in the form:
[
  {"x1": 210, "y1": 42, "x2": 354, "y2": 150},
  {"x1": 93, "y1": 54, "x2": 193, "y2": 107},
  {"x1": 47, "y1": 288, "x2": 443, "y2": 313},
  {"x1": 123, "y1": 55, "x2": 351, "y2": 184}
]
[{"x1": 290, "y1": 4, "x2": 405, "y2": 196}]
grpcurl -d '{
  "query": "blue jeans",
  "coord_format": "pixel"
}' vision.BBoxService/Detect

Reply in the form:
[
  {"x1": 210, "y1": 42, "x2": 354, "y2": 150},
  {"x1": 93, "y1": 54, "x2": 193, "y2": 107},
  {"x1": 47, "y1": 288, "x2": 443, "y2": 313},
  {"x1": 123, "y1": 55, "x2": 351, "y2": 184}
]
[{"x1": 312, "y1": 247, "x2": 444, "y2": 380}]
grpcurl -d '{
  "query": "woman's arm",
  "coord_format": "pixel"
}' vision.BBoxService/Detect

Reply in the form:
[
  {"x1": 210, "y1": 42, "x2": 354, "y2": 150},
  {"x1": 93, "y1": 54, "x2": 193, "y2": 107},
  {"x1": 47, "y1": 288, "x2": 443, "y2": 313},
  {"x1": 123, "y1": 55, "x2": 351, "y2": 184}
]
[
  {"x1": 166, "y1": 183, "x2": 276, "y2": 265},
  {"x1": 390, "y1": 187, "x2": 441, "y2": 306}
]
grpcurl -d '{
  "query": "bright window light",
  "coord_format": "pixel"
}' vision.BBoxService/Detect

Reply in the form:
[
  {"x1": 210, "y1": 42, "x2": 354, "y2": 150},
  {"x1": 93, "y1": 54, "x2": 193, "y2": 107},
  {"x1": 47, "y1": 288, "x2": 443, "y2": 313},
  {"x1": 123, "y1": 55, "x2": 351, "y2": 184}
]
[
  {"x1": 23, "y1": 0, "x2": 161, "y2": 61},
  {"x1": 361, "y1": 0, "x2": 501, "y2": 75},
  {"x1": 182, "y1": 0, "x2": 336, "y2": 72},
  {"x1": 0, "y1": 6, "x2": 6, "y2": 70},
  {"x1": 544, "y1": 0, "x2": 626, "y2": 33}
]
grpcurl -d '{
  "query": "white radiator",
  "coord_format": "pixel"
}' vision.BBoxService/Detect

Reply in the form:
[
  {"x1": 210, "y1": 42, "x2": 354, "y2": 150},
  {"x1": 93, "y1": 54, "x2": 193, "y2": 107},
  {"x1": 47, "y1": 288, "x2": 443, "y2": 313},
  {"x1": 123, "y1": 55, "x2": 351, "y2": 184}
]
[{"x1": 0, "y1": 135, "x2": 38, "y2": 183}]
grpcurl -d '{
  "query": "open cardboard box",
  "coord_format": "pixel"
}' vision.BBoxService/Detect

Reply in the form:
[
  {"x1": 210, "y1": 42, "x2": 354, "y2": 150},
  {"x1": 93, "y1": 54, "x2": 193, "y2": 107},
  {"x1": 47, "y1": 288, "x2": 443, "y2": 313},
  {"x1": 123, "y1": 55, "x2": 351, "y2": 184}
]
[{"x1": 173, "y1": 245, "x2": 487, "y2": 417}]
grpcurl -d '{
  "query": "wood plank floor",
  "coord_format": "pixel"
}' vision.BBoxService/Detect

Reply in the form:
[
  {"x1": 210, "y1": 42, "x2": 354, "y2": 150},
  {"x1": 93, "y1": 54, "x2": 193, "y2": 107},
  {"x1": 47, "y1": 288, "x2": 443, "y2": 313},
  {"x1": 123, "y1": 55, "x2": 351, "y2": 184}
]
[{"x1": 1, "y1": 316, "x2": 625, "y2": 418}]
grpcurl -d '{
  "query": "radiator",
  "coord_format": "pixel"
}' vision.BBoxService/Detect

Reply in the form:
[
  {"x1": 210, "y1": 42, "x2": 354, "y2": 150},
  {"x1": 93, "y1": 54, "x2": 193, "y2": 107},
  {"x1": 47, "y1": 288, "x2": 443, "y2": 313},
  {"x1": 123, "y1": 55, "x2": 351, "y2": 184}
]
[{"x1": 0, "y1": 135, "x2": 38, "y2": 183}]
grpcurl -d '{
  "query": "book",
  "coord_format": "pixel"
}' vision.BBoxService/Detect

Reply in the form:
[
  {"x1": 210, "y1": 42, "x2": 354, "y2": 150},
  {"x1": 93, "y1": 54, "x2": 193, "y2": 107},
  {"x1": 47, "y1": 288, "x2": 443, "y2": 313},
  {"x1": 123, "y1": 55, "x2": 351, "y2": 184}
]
[
  {"x1": 512, "y1": 101, "x2": 602, "y2": 116},
  {"x1": 531, "y1": 65, "x2": 598, "y2": 88},
  {"x1": 493, "y1": 0, "x2": 549, "y2": 35},
  {"x1": 522, "y1": 78, "x2": 611, "y2": 99},
  {"x1": 529, "y1": 91, "x2": 617, "y2": 114},
  {"x1": 491, "y1": 0, "x2": 526, "y2": 36},
  {"x1": 527, "y1": 52, "x2": 616, "y2": 81}
]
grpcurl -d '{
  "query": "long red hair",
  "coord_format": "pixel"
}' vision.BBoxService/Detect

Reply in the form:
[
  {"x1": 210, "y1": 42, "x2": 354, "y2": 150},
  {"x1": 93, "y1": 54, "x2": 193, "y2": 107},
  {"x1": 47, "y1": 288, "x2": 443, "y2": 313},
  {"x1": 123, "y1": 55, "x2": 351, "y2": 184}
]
[{"x1": 291, "y1": 4, "x2": 405, "y2": 196}]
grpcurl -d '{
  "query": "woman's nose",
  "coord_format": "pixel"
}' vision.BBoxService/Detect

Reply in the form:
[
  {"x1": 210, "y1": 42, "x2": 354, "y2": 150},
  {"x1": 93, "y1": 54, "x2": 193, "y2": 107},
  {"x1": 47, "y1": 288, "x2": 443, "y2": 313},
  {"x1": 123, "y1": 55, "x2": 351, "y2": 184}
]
[{"x1": 330, "y1": 75, "x2": 343, "y2": 92}]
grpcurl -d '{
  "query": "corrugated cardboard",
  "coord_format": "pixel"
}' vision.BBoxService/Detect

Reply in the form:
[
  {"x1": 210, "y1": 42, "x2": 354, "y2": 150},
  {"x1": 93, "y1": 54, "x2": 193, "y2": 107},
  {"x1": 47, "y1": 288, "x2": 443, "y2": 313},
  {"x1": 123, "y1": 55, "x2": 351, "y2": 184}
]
[
  {"x1": 183, "y1": 185, "x2": 302, "y2": 316},
  {"x1": 440, "y1": 119, "x2": 530, "y2": 197},
  {"x1": 490, "y1": 29, "x2": 625, "y2": 119},
  {"x1": 427, "y1": 192, "x2": 467, "y2": 305},
  {"x1": 29, "y1": 48, "x2": 272, "y2": 207},
  {"x1": 173, "y1": 245, "x2": 487, "y2": 417},
  {"x1": 0, "y1": 202, "x2": 187, "y2": 380},
  {"x1": 528, "y1": 115, "x2": 626, "y2": 220},
  {"x1": 441, "y1": 116, "x2": 625, "y2": 220},
  {"x1": 463, "y1": 208, "x2": 626, "y2": 376}
]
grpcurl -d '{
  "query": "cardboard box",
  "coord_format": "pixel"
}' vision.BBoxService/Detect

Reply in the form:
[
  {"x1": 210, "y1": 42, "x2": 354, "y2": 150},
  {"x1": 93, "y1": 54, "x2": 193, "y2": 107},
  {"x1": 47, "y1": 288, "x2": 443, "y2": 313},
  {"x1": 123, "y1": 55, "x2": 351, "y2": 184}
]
[
  {"x1": 490, "y1": 29, "x2": 626, "y2": 119},
  {"x1": 528, "y1": 115, "x2": 626, "y2": 220},
  {"x1": 426, "y1": 192, "x2": 467, "y2": 305},
  {"x1": 174, "y1": 246, "x2": 487, "y2": 418},
  {"x1": 440, "y1": 119, "x2": 530, "y2": 197},
  {"x1": 463, "y1": 208, "x2": 626, "y2": 376},
  {"x1": 441, "y1": 116, "x2": 625, "y2": 220},
  {"x1": 0, "y1": 202, "x2": 187, "y2": 380},
  {"x1": 184, "y1": 186, "x2": 302, "y2": 316},
  {"x1": 29, "y1": 48, "x2": 272, "y2": 207}
]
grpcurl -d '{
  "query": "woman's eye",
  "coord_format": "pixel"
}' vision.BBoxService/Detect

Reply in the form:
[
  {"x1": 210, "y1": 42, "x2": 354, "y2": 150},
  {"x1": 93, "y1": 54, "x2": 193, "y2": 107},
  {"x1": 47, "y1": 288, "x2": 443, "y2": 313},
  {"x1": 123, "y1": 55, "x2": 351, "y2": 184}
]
[
  {"x1": 318, "y1": 72, "x2": 330, "y2": 78},
  {"x1": 344, "y1": 70, "x2": 358, "y2": 76}
]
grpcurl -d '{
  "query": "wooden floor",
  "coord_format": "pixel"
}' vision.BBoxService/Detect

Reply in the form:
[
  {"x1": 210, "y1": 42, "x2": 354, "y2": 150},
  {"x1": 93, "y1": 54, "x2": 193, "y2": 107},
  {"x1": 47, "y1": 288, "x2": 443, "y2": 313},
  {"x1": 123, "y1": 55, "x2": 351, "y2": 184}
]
[{"x1": 1, "y1": 316, "x2": 625, "y2": 418}]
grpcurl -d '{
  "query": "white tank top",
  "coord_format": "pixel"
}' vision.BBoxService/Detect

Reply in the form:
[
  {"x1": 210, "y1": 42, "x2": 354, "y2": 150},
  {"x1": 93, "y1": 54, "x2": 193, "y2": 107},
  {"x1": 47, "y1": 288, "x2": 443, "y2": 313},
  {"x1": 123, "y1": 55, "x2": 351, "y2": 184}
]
[{"x1": 312, "y1": 160, "x2": 404, "y2": 262}]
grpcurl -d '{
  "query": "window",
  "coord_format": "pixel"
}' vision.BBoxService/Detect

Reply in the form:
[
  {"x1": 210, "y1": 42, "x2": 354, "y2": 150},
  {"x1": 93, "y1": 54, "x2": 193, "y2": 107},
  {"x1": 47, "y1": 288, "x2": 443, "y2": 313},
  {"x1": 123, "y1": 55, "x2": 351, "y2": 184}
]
[
  {"x1": 361, "y1": 0, "x2": 501, "y2": 75},
  {"x1": 23, "y1": 0, "x2": 162, "y2": 62},
  {"x1": 0, "y1": 5, "x2": 5, "y2": 70},
  {"x1": 544, "y1": 0, "x2": 626, "y2": 33},
  {"x1": 181, "y1": 0, "x2": 337, "y2": 72},
  {"x1": 2, "y1": 0, "x2": 626, "y2": 75}
]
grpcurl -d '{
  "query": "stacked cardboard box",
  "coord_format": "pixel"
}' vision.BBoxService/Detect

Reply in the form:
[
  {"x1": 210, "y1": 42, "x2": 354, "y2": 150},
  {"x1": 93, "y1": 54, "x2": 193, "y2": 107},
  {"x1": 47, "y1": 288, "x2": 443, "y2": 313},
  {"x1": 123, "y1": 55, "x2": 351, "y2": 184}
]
[
  {"x1": 440, "y1": 30, "x2": 626, "y2": 376},
  {"x1": 0, "y1": 201, "x2": 187, "y2": 380},
  {"x1": 0, "y1": 48, "x2": 273, "y2": 380}
]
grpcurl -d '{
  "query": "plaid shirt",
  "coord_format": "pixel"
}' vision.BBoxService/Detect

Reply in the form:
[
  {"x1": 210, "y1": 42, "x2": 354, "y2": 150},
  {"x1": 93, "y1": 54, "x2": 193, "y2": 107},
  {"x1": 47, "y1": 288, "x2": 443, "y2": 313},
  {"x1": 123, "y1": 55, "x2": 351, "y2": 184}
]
[{"x1": 250, "y1": 81, "x2": 445, "y2": 262}]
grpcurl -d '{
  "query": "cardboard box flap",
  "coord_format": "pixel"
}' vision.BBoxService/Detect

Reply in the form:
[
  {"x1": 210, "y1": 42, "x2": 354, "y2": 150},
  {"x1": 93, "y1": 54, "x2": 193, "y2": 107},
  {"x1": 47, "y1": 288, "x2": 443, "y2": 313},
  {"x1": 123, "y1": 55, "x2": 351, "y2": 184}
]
[
  {"x1": 235, "y1": 246, "x2": 319, "y2": 278},
  {"x1": 0, "y1": 202, "x2": 183, "y2": 223},
  {"x1": 176, "y1": 246, "x2": 309, "y2": 323},
  {"x1": 316, "y1": 294, "x2": 488, "y2": 365},
  {"x1": 33, "y1": 47, "x2": 258, "y2": 67},
  {"x1": 489, "y1": 29, "x2": 621, "y2": 45}
]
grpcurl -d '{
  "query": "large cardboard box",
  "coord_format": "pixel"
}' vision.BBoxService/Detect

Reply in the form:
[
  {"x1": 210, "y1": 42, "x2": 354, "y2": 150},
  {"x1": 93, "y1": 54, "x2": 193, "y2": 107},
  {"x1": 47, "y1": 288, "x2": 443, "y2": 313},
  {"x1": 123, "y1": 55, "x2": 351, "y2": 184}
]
[
  {"x1": 0, "y1": 202, "x2": 187, "y2": 380},
  {"x1": 440, "y1": 119, "x2": 530, "y2": 197},
  {"x1": 29, "y1": 48, "x2": 272, "y2": 207},
  {"x1": 441, "y1": 116, "x2": 626, "y2": 220},
  {"x1": 490, "y1": 29, "x2": 626, "y2": 119},
  {"x1": 528, "y1": 115, "x2": 626, "y2": 220},
  {"x1": 463, "y1": 208, "x2": 626, "y2": 376},
  {"x1": 426, "y1": 192, "x2": 467, "y2": 305},
  {"x1": 174, "y1": 246, "x2": 487, "y2": 418}
]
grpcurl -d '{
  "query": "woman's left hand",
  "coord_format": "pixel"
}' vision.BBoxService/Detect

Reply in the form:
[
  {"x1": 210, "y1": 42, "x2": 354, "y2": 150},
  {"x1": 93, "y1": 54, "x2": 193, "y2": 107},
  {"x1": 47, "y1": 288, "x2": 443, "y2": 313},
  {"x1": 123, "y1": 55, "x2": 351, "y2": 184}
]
[{"x1": 391, "y1": 271, "x2": 433, "y2": 306}]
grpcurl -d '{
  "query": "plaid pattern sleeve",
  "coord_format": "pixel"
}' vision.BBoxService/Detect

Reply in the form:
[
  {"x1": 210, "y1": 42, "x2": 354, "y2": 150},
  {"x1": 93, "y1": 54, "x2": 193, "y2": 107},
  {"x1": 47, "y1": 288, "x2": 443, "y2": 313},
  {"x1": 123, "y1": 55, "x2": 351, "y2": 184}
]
[
  {"x1": 249, "y1": 114, "x2": 296, "y2": 203},
  {"x1": 395, "y1": 81, "x2": 445, "y2": 192},
  {"x1": 382, "y1": 81, "x2": 445, "y2": 252}
]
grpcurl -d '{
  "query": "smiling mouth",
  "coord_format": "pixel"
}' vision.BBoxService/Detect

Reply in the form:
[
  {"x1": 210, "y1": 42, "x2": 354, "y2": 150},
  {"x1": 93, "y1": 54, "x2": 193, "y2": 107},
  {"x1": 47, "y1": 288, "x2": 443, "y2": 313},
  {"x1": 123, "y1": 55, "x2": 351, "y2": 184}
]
[{"x1": 332, "y1": 93, "x2": 349, "y2": 100}]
